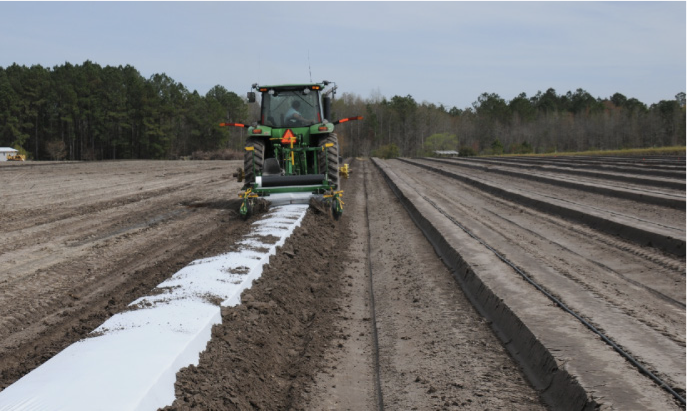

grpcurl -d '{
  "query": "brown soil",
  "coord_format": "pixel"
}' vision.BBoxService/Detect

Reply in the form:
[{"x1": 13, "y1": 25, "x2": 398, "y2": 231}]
[
  {"x1": 374, "y1": 158, "x2": 685, "y2": 409},
  {"x1": 163, "y1": 159, "x2": 546, "y2": 410},
  {"x1": 1, "y1": 156, "x2": 682, "y2": 410},
  {"x1": 300, "y1": 159, "x2": 546, "y2": 410},
  {"x1": 0, "y1": 160, "x2": 251, "y2": 389},
  {"x1": 162, "y1": 208, "x2": 348, "y2": 410}
]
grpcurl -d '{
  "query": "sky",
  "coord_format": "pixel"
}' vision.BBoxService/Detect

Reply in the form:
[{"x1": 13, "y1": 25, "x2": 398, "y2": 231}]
[{"x1": 1, "y1": 1, "x2": 684, "y2": 110}]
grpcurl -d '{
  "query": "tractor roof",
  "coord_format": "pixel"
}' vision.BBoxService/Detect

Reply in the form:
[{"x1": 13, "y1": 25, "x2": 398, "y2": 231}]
[{"x1": 255, "y1": 83, "x2": 328, "y2": 91}]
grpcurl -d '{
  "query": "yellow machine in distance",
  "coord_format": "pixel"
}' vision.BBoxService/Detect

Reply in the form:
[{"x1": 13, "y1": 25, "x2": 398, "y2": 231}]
[{"x1": 7, "y1": 154, "x2": 25, "y2": 161}]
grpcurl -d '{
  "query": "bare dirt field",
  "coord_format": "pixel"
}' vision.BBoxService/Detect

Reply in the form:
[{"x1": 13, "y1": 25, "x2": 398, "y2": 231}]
[
  {"x1": 0, "y1": 156, "x2": 684, "y2": 410},
  {"x1": 0, "y1": 160, "x2": 247, "y2": 389}
]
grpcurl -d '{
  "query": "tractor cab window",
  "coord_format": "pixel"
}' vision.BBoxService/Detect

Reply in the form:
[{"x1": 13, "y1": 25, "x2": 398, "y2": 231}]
[{"x1": 262, "y1": 90, "x2": 319, "y2": 128}]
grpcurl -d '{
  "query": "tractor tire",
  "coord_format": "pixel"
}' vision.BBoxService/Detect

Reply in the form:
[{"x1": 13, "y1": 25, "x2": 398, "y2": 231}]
[
  {"x1": 244, "y1": 137, "x2": 265, "y2": 186},
  {"x1": 318, "y1": 134, "x2": 340, "y2": 190}
]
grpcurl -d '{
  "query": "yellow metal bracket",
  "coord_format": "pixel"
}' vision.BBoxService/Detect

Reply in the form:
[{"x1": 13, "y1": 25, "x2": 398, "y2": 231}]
[
  {"x1": 238, "y1": 187, "x2": 259, "y2": 199},
  {"x1": 323, "y1": 189, "x2": 344, "y2": 199},
  {"x1": 339, "y1": 163, "x2": 350, "y2": 179},
  {"x1": 239, "y1": 187, "x2": 259, "y2": 218},
  {"x1": 324, "y1": 189, "x2": 344, "y2": 218}
]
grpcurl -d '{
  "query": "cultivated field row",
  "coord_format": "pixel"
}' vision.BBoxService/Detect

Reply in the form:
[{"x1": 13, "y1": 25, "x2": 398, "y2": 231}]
[
  {"x1": 374, "y1": 155, "x2": 685, "y2": 409},
  {"x1": 0, "y1": 156, "x2": 683, "y2": 410}
]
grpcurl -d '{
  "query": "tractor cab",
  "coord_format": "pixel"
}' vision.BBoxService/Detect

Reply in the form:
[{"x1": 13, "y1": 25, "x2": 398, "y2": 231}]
[{"x1": 259, "y1": 87, "x2": 321, "y2": 128}]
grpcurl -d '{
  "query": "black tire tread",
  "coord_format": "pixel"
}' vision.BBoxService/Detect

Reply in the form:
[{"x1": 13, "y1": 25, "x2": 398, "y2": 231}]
[
  {"x1": 318, "y1": 134, "x2": 340, "y2": 189},
  {"x1": 244, "y1": 137, "x2": 265, "y2": 184}
]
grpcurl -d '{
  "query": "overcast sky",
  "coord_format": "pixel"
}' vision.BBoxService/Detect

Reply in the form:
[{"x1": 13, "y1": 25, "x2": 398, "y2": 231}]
[{"x1": 1, "y1": 2, "x2": 684, "y2": 109}]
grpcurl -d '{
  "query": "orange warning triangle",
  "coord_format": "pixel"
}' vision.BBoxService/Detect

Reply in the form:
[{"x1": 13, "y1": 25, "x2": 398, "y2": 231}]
[{"x1": 281, "y1": 129, "x2": 297, "y2": 144}]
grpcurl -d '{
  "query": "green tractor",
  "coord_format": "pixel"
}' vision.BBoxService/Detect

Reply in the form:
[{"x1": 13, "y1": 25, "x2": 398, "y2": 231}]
[{"x1": 222, "y1": 81, "x2": 361, "y2": 219}]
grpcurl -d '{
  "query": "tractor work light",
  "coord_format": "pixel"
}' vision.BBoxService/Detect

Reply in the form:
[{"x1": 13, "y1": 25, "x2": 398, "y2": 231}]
[
  {"x1": 220, "y1": 122, "x2": 248, "y2": 128},
  {"x1": 333, "y1": 116, "x2": 363, "y2": 125}
]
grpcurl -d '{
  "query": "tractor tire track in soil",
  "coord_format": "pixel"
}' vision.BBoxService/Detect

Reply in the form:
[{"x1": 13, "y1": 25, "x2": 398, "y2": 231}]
[
  {"x1": 164, "y1": 159, "x2": 546, "y2": 410},
  {"x1": 302, "y1": 160, "x2": 545, "y2": 410}
]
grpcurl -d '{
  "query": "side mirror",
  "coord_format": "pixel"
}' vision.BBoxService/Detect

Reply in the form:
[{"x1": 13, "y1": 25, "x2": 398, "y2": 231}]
[
  {"x1": 323, "y1": 97, "x2": 331, "y2": 121},
  {"x1": 247, "y1": 92, "x2": 256, "y2": 103}
]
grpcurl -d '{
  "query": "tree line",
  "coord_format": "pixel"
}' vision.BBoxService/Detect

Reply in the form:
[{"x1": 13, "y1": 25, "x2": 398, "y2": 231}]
[
  {"x1": 0, "y1": 61, "x2": 247, "y2": 160},
  {"x1": 1, "y1": 61, "x2": 684, "y2": 160},
  {"x1": 333, "y1": 89, "x2": 686, "y2": 158}
]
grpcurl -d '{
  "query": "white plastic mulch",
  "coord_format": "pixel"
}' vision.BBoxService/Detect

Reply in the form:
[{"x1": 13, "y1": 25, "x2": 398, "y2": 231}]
[{"x1": 0, "y1": 205, "x2": 309, "y2": 411}]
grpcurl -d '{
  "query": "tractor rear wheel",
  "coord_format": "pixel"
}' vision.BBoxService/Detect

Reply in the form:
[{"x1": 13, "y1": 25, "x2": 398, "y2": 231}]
[
  {"x1": 318, "y1": 134, "x2": 340, "y2": 189},
  {"x1": 244, "y1": 137, "x2": 265, "y2": 186}
]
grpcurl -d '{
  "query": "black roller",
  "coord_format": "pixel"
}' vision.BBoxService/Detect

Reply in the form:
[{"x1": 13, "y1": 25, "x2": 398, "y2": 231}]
[{"x1": 261, "y1": 174, "x2": 326, "y2": 187}]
